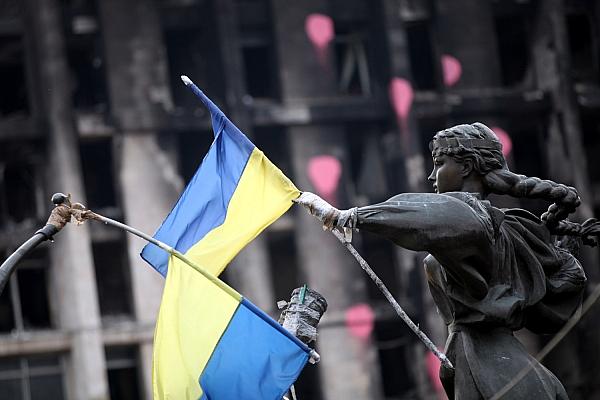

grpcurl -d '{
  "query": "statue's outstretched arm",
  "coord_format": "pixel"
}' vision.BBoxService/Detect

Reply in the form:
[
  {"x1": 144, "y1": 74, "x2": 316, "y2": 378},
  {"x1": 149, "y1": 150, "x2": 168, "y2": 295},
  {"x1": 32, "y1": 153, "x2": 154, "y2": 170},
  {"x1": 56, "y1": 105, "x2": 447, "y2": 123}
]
[
  {"x1": 296, "y1": 192, "x2": 489, "y2": 254},
  {"x1": 355, "y1": 193, "x2": 489, "y2": 252}
]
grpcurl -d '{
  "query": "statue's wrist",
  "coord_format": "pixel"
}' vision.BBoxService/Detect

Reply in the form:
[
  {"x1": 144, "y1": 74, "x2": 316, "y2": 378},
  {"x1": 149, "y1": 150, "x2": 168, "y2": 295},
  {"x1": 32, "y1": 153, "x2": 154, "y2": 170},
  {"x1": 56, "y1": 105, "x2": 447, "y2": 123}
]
[{"x1": 336, "y1": 207, "x2": 358, "y2": 229}]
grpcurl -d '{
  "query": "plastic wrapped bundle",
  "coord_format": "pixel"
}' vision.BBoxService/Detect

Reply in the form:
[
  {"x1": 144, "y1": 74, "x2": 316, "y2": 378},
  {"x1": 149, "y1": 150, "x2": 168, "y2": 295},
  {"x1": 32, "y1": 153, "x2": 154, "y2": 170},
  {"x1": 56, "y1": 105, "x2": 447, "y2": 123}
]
[{"x1": 279, "y1": 286, "x2": 328, "y2": 346}]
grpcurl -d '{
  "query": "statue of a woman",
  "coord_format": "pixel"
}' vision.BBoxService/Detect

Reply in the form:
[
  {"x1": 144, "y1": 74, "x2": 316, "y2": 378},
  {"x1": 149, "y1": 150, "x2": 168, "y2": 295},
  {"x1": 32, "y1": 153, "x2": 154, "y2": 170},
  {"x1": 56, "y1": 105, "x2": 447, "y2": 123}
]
[{"x1": 296, "y1": 122, "x2": 598, "y2": 399}]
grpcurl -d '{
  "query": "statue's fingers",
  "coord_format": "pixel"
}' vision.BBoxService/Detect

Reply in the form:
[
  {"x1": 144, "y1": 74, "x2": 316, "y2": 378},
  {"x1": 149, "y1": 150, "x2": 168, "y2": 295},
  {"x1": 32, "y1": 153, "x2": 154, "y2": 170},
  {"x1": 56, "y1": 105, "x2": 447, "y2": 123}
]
[{"x1": 292, "y1": 191, "x2": 316, "y2": 206}]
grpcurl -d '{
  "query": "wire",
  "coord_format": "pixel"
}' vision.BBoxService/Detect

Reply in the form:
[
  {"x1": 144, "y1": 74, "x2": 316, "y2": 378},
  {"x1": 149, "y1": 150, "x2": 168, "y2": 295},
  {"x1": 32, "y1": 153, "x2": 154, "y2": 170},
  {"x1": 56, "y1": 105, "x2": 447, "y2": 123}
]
[{"x1": 490, "y1": 282, "x2": 600, "y2": 400}]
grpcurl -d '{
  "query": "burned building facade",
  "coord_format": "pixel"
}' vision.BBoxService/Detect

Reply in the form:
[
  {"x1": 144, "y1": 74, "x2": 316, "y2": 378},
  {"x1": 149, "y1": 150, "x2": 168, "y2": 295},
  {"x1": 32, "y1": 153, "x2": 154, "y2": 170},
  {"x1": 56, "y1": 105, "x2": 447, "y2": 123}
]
[{"x1": 1, "y1": 0, "x2": 600, "y2": 399}]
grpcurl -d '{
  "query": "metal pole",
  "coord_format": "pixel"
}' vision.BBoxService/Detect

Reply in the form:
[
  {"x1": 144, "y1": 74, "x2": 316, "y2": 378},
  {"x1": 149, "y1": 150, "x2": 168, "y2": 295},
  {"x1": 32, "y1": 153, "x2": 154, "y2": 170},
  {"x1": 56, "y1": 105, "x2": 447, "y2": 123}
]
[
  {"x1": 0, "y1": 192, "x2": 70, "y2": 296},
  {"x1": 84, "y1": 209, "x2": 241, "y2": 300},
  {"x1": 0, "y1": 225, "x2": 58, "y2": 295},
  {"x1": 89, "y1": 209, "x2": 321, "y2": 365}
]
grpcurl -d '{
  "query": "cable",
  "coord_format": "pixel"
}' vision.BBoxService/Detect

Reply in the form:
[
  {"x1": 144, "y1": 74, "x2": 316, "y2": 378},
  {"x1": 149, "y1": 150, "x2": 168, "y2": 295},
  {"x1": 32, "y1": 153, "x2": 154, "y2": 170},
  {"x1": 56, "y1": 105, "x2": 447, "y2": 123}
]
[{"x1": 490, "y1": 283, "x2": 600, "y2": 400}]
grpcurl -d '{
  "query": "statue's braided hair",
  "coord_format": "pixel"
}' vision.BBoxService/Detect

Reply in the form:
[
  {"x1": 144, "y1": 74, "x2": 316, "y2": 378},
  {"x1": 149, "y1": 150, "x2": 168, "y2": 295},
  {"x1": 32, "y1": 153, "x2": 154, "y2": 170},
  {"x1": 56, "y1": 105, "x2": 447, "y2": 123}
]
[{"x1": 430, "y1": 122, "x2": 597, "y2": 245}]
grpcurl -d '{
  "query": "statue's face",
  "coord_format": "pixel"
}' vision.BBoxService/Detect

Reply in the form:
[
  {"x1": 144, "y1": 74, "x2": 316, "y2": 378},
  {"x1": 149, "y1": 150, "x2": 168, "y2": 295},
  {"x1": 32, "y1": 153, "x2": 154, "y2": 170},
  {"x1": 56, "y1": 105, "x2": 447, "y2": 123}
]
[{"x1": 428, "y1": 154, "x2": 464, "y2": 193}]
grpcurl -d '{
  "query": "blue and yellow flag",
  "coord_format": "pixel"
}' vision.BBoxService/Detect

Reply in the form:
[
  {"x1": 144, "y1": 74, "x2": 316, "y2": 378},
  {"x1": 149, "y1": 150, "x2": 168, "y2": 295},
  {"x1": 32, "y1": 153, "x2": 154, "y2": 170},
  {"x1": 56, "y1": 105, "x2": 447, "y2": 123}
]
[
  {"x1": 141, "y1": 77, "x2": 299, "y2": 277},
  {"x1": 142, "y1": 77, "x2": 308, "y2": 399},
  {"x1": 153, "y1": 255, "x2": 309, "y2": 399}
]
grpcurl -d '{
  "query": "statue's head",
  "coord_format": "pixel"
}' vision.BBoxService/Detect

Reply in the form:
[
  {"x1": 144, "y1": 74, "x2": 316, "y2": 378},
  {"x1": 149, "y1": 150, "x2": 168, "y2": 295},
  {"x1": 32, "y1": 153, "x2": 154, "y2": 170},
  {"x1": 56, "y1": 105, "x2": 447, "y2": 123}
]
[
  {"x1": 428, "y1": 123, "x2": 506, "y2": 194},
  {"x1": 429, "y1": 123, "x2": 583, "y2": 235}
]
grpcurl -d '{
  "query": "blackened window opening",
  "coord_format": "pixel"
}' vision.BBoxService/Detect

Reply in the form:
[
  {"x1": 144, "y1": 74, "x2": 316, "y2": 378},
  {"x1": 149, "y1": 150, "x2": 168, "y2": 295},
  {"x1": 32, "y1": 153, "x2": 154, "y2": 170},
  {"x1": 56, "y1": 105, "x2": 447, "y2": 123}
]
[
  {"x1": 346, "y1": 122, "x2": 390, "y2": 202},
  {"x1": 0, "y1": 140, "x2": 44, "y2": 227},
  {"x1": 176, "y1": 129, "x2": 213, "y2": 183},
  {"x1": 242, "y1": 44, "x2": 278, "y2": 99},
  {"x1": 0, "y1": 354, "x2": 66, "y2": 400},
  {"x1": 503, "y1": 122, "x2": 549, "y2": 216},
  {"x1": 165, "y1": 27, "x2": 222, "y2": 112},
  {"x1": 16, "y1": 248, "x2": 52, "y2": 330},
  {"x1": 162, "y1": 1, "x2": 226, "y2": 116},
  {"x1": 333, "y1": 24, "x2": 372, "y2": 96},
  {"x1": 253, "y1": 126, "x2": 294, "y2": 178},
  {"x1": 566, "y1": 13, "x2": 599, "y2": 84},
  {"x1": 494, "y1": 14, "x2": 531, "y2": 87},
  {"x1": 65, "y1": 32, "x2": 108, "y2": 111},
  {"x1": 375, "y1": 318, "x2": 418, "y2": 398},
  {"x1": 105, "y1": 346, "x2": 142, "y2": 400},
  {"x1": 0, "y1": 35, "x2": 28, "y2": 117},
  {"x1": 79, "y1": 137, "x2": 117, "y2": 210},
  {"x1": 581, "y1": 114, "x2": 600, "y2": 184},
  {"x1": 361, "y1": 235, "x2": 401, "y2": 302},
  {"x1": 63, "y1": 0, "x2": 108, "y2": 112},
  {"x1": 0, "y1": 247, "x2": 52, "y2": 333},
  {"x1": 405, "y1": 22, "x2": 438, "y2": 90},
  {"x1": 266, "y1": 230, "x2": 300, "y2": 307},
  {"x1": 2, "y1": 161, "x2": 37, "y2": 224},
  {"x1": 0, "y1": 273, "x2": 15, "y2": 332},
  {"x1": 237, "y1": 0, "x2": 278, "y2": 99},
  {"x1": 92, "y1": 239, "x2": 133, "y2": 318}
]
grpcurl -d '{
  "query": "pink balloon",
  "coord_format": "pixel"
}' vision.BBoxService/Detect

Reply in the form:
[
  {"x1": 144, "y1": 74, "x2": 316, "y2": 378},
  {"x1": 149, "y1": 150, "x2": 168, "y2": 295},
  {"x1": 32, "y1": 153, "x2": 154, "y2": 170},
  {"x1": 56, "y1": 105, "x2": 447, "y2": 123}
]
[
  {"x1": 441, "y1": 54, "x2": 462, "y2": 87},
  {"x1": 305, "y1": 14, "x2": 334, "y2": 51},
  {"x1": 426, "y1": 352, "x2": 446, "y2": 398},
  {"x1": 345, "y1": 303, "x2": 375, "y2": 340},
  {"x1": 307, "y1": 155, "x2": 342, "y2": 205},
  {"x1": 490, "y1": 126, "x2": 513, "y2": 157},
  {"x1": 389, "y1": 77, "x2": 414, "y2": 133}
]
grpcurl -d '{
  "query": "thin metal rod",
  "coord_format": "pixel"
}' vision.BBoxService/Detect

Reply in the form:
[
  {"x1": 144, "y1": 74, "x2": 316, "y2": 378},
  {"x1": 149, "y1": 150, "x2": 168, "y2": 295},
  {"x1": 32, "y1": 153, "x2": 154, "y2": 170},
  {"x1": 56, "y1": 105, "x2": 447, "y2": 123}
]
[
  {"x1": 490, "y1": 282, "x2": 600, "y2": 400},
  {"x1": 330, "y1": 228, "x2": 454, "y2": 370},
  {"x1": 90, "y1": 211, "x2": 321, "y2": 365}
]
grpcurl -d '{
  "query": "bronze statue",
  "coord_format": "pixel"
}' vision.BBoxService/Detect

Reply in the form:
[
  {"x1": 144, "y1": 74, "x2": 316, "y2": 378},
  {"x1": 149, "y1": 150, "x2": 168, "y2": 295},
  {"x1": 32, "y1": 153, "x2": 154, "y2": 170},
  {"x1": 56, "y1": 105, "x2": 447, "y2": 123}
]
[{"x1": 296, "y1": 122, "x2": 600, "y2": 399}]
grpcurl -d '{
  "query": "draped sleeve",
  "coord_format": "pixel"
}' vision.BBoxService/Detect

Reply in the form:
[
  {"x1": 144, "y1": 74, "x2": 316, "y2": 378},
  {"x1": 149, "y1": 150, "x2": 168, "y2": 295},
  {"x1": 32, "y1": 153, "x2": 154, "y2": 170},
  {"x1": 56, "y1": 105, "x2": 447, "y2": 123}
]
[
  {"x1": 355, "y1": 192, "x2": 493, "y2": 257},
  {"x1": 501, "y1": 209, "x2": 586, "y2": 333}
]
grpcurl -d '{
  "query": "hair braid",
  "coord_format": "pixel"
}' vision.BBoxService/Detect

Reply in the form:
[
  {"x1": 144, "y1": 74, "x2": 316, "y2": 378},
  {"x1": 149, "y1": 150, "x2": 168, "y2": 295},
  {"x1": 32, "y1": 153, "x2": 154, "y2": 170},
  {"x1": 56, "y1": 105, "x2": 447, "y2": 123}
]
[
  {"x1": 432, "y1": 123, "x2": 600, "y2": 244},
  {"x1": 482, "y1": 169, "x2": 581, "y2": 231}
]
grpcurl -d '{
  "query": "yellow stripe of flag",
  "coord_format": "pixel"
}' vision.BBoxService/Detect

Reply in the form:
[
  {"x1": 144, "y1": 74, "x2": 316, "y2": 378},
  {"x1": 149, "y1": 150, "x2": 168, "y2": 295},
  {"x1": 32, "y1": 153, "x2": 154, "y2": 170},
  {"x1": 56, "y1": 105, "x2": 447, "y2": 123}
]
[
  {"x1": 185, "y1": 148, "x2": 299, "y2": 276},
  {"x1": 152, "y1": 255, "x2": 241, "y2": 399}
]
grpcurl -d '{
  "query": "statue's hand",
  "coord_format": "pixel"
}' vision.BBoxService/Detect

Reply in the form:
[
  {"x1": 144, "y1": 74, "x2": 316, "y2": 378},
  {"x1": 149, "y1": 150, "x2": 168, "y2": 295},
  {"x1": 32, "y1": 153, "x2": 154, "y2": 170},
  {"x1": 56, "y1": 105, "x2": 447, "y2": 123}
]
[
  {"x1": 293, "y1": 192, "x2": 340, "y2": 230},
  {"x1": 294, "y1": 192, "x2": 358, "y2": 243}
]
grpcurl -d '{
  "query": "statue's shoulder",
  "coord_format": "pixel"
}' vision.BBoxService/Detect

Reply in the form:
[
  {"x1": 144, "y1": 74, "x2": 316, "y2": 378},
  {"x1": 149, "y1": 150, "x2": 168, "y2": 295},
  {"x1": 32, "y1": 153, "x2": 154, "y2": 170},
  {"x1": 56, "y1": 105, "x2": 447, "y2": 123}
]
[
  {"x1": 442, "y1": 191, "x2": 482, "y2": 205},
  {"x1": 444, "y1": 192, "x2": 503, "y2": 240},
  {"x1": 387, "y1": 192, "x2": 480, "y2": 206}
]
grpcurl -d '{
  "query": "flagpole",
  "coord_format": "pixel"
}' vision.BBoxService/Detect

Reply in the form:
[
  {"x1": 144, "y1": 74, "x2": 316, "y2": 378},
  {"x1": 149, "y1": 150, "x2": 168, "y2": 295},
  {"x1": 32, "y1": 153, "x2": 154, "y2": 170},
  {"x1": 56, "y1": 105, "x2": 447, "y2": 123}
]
[
  {"x1": 0, "y1": 193, "x2": 69, "y2": 296},
  {"x1": 49, "y1": 193, "x2": 320, "y2": 366},
  {"x1": 54, "y1": 195, "x2": 242, "y2": 302}
]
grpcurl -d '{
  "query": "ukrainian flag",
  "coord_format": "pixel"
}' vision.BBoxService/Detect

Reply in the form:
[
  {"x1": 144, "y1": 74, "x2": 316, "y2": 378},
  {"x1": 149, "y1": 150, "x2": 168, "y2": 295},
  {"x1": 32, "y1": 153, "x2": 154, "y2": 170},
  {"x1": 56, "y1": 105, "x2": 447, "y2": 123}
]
[
  {"x1": 141, "y1": 77, "x2": 299, "y2": 277},
  {"x1": 153, "y1": 255, "x2": 310, "y2": 399},
  {"x1": 142, "y1": 77, "x2": 309, "y2": 399}
]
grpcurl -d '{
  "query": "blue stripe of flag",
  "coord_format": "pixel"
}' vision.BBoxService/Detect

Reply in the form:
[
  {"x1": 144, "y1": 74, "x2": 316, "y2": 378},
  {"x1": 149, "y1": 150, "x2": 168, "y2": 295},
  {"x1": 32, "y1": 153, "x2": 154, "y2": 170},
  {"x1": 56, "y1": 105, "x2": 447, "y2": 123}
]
[
  {"x1": 199, "y1": 299, "x2": 310, "y2": 400},
  {"x1": 141, "y1": 89, "x2": 255, "y2": 276}
]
